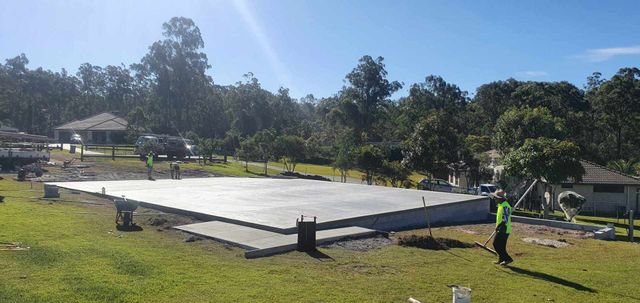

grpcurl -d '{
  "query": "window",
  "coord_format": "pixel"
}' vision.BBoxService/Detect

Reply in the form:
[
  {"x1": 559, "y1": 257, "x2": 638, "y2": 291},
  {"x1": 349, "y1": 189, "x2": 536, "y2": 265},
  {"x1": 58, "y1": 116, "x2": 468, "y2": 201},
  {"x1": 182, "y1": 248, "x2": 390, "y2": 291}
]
[
  {"x1": 561, "y1": 183, "x2": 573, "y2": 189},
  {"x1": 593, "y1": 184, "x2": 624, "y2": 193}
]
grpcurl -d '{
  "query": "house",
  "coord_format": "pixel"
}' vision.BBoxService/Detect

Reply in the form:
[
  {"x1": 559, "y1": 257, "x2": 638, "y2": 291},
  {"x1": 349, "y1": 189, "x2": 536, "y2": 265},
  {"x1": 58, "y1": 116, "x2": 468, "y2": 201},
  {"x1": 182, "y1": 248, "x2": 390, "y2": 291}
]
[
  {"x1": 448, "y1": 149, "x2": 502, "y2": 188},
  {"x1": 548, "y1": 160, "x2": 640, "y2": 217},
  {"x1": 448, "y1": 161, "x2": 472, "y2": 188},
  {"x1": 54, "y1": 112, "x2": 128, "y2": 144}
]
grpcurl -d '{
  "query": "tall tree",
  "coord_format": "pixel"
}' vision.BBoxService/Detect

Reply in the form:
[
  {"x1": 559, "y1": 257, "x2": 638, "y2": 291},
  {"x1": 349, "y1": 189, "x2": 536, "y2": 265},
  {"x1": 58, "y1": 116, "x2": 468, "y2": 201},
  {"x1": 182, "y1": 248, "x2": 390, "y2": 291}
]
[
  {"x1": 591, "y1": 68, "x2": 640, "y2": 160},
  {"x1": 398, "y1": 75, "x2": 468, "y2": 139},
  {"x1": 139, "y1": 17, "x2": 212, "y2": 134},
  {"x1": 402, "y1": 110, "x2": 462, "y2": 178},
  {"x1": 504, "y1": 138, "x2": 585, "y2": 217},
  {"x1": 274, "y1": 135, "x2": 306, "y2": 172},
  {"x1": 357, "y1": 144, "x2": 384, "y2": 185},
  {"x1": 343, "y1": 55, "x2": 401, "y2": 136},
  {"x1": 493, "y1": 106, "x2": 566, "y2": 155},
  {"x1": 470, "y1": 78, "x2": 522, "y2": 134}
]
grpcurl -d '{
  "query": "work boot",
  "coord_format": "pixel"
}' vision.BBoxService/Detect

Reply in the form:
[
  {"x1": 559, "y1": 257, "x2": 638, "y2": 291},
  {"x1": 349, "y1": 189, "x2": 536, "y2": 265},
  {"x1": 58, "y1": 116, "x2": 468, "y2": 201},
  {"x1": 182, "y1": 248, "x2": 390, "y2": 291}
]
[{"x1": 500, "y1": 259, "x2": 513, "y2": 266}]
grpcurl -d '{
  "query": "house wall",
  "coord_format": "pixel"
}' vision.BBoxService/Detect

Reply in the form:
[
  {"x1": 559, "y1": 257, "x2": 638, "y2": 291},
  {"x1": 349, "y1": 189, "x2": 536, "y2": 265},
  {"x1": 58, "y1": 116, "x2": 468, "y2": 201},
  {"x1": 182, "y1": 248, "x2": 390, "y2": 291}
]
[
  {"x1": 448, "y1": 171, "x2": 472, "y2": 188},
  {"x1": 551, "y1": 184, "x2": 640, "y2": 216},
  {"x1": 55, "y1": 130, "x2": 126, "y2": 144}
]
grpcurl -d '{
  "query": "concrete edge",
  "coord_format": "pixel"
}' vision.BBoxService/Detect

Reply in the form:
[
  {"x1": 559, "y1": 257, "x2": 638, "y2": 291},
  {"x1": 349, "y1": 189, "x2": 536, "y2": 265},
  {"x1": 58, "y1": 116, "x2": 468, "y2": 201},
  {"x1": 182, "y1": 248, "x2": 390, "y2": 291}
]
[
  {"x1": 173, "y1": 225, "x2": 260, "y2": 251},
  {"x1": 312, "y1": 197, "x2": 490, "y2": 232},
  {"x1": 244, "y1": 229, "x2": 379, "y2": 259},
  {"x1": 508, "y1": 215, "x2": 603, "y2": 232}
]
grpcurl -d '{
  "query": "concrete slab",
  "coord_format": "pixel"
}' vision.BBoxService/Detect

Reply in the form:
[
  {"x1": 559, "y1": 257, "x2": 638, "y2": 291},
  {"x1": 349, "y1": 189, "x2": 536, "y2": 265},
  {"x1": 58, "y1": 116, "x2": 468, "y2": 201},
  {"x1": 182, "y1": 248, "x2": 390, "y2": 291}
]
[
  {"x1": 49, "y1": 177, "x2": 489, "y2": 232},
  {"x1": 175, "y1": 221, "x2": 283, "y2": 250},
  {"x1": 174, "y1": 220, "x2": 377, "y2": 258}
]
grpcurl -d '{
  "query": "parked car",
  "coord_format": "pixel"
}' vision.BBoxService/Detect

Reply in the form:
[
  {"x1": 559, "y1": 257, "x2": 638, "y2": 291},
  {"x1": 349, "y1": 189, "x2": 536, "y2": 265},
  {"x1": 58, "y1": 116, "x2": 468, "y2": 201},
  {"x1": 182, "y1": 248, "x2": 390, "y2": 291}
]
[
  {"x1": 165, "y1": 137, "x2": 197, "y2": 159},
  {"x1": 417, "y1": 178, "x2": 454, "y2": 192},
  {"x1": 134, "y1": 134, "x2": 198, "y2": 159},
  {"x1": 70, "y1": 133, "x2": 83, "y2": 144},
  {"x1": 477, "y1": 183, "x2": 497, "y2": 196}
]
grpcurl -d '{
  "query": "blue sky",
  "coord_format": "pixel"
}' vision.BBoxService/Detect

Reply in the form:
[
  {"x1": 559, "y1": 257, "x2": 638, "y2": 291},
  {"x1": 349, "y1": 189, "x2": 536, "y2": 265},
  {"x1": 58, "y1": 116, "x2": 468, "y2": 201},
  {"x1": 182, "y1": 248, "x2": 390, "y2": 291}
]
[{"x1": 1, "y1": 0, "x2": 639, "y2": 98}]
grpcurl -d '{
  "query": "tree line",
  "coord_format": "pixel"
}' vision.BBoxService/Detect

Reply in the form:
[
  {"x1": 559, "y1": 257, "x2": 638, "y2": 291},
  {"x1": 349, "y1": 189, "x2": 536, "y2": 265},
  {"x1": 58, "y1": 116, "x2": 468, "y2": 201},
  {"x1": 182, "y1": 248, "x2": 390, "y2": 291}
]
[{"x1": 1, "y1": 17, "x2": 639, "y2": 184}]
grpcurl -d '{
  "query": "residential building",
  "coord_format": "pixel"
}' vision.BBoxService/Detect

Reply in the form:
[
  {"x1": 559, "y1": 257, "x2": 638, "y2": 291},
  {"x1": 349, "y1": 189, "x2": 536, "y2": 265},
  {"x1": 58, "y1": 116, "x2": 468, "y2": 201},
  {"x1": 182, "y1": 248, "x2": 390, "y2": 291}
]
[{"x1": 54, "y1": 112, "x2": 128, "y2": 144}]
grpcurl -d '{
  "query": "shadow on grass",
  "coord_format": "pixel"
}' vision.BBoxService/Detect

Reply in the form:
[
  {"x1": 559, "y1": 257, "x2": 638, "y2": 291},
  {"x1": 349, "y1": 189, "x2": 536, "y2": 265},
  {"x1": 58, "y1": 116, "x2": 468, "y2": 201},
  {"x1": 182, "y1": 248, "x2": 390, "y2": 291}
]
[
  {"x1": 305, "y1": 249, "x2": 334, "y2": 261},
  {"x1": 507, "y1": 266, "x2": 596, "y2": 293}
]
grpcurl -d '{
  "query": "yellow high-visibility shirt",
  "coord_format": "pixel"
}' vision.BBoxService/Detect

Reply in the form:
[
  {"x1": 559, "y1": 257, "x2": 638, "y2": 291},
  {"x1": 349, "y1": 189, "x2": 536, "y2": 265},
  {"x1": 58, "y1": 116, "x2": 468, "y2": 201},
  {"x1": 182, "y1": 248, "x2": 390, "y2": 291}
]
[
  {"x1": 496, "y1": 201, "x2": 512, "y2": 234},
  {"x1": 146, "y1": 154, "x2": 154, "y2": 167}
]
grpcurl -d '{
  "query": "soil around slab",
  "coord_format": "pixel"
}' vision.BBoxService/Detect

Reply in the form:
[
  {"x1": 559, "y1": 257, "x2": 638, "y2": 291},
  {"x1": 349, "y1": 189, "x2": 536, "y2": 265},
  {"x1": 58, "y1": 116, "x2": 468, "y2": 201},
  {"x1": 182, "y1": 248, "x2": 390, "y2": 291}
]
[
  {"x1": 397, "y1": 235, "x2": 475, "y2": 250},
  {"x1": 322, "y1": 234, "x2": 393, "y2": 251},
  {"x1": 522, "y1": 237, "x2": 572, "y2": 248}
]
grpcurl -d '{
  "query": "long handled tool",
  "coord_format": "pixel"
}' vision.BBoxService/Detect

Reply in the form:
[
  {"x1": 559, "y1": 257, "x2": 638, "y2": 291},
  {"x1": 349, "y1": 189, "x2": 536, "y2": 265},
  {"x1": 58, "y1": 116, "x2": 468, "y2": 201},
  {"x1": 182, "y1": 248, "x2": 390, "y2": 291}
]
[
  {"x1": 474, "y1": 230, "x2": 497, "y2": 255},
  {"x1": 422, "y1": 196, "x2": 433, "y2": 238}
]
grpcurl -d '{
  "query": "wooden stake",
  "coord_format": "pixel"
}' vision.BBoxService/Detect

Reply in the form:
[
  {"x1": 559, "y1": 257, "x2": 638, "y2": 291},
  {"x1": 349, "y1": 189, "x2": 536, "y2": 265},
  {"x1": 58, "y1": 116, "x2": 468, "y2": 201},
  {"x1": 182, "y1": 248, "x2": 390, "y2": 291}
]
[{"x1": 422, "y1": 196, "x2": 433, "y2": 238}]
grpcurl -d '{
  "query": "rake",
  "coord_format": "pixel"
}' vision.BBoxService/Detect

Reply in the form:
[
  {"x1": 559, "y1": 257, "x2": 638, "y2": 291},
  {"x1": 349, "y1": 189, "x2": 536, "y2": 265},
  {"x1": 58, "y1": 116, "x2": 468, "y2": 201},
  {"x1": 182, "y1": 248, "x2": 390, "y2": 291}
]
[{"x1": 474, "y1": 230, "x2": 497, "y2": 255}]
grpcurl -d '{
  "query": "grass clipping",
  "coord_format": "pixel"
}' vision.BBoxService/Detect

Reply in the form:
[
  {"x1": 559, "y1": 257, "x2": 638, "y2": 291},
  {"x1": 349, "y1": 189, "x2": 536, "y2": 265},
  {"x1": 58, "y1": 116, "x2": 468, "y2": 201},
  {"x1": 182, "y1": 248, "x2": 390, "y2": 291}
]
[{"x1": 398, "y1": 235, "x2": 474, "y2": 250}]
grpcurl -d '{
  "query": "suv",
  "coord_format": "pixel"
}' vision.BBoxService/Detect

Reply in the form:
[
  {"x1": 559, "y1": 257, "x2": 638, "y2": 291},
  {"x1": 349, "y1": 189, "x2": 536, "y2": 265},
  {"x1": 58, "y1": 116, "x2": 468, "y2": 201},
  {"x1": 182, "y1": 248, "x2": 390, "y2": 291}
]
[
  {"x1": 134, "y1": 135, "x2": 163, "y2": 158},
  {"x1": 134, "y1": 134, "x2": 197, "y2": 159},
  {"x1": 165, "y1": 137, "x2": 197, "y2": 159},
  {"x1": 417, "y1": 178, "x2": 454, "y2": 192}
]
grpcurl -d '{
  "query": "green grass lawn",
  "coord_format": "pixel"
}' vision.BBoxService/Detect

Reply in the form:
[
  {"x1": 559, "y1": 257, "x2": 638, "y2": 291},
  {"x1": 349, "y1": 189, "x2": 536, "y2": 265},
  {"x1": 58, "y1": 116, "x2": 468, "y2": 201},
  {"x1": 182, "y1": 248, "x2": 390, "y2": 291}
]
[
  {"x1": 180, "y1": 161, "x2": 281, "y2": 178},
  {"x1": 51, "y1": 149, "x2": 279, "y2": 178},
  {"x1": 1, "y1": 179, "x2": 640, "y2": 302},
  {"x1": 266, "y1": 160, "x2": 427, "y2": 185},
  {"x1": 266, "y1": 161, "x2": 362, "y2": 179}
]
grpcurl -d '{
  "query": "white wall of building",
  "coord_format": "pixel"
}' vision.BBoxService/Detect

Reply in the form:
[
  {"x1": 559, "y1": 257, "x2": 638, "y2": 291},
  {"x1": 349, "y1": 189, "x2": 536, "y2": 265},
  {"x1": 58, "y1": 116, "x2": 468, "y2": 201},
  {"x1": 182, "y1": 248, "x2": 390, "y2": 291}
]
[{"x1": 551, "y1": 183, "x2": 640, "y2": 216}]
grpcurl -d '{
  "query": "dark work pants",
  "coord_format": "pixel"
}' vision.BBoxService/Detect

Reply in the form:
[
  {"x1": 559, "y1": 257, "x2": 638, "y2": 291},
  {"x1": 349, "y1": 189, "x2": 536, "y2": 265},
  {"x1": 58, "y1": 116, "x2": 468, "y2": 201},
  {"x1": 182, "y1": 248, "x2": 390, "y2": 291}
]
[{"x1": 493, "y1": 232, "x2": 512, "y2": 262}]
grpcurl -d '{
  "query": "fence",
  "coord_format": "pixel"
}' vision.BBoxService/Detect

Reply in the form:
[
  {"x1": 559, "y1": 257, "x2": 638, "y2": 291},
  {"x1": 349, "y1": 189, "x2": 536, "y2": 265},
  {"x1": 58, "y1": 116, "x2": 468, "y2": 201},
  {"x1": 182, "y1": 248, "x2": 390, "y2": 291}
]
[{"x1": 78, "y1": 144, "x2": 138, "y2": 161}]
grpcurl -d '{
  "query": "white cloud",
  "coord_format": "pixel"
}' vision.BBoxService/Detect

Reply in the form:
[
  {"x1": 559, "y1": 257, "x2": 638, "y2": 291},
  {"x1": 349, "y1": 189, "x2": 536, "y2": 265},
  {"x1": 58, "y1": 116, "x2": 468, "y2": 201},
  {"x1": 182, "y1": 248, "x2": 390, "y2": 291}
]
[
  {"x1": 516, "y1": 70, "x2": 548, "y2": 78},
  {"x1": 575, "y1": 45, "x2": 640, "y2": 62}
]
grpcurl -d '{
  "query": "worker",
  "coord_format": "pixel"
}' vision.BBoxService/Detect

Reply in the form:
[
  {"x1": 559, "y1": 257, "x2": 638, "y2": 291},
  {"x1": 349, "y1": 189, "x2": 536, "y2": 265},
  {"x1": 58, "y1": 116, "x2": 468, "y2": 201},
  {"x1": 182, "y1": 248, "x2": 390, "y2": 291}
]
[
  {"x1": 146, "y1": 151, "x2": 154, "y2": 181},
  {"x1": 492, "y1": 189, "x2": 513, "y2": 266},
  {"x1": 170, "y1": 161, "x2": 181, "y2": 180}
]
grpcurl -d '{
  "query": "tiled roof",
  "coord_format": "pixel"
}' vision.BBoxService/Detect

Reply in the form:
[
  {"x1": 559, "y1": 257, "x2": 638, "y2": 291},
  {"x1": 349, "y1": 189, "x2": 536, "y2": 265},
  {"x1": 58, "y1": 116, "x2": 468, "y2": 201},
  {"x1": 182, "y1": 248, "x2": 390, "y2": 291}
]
[
  {"x1": 566, "y1": 160, "x2": 640, "y2": 185},
  {"x1": 55, "y1": 113, "x2": 127, "y2": 131}
]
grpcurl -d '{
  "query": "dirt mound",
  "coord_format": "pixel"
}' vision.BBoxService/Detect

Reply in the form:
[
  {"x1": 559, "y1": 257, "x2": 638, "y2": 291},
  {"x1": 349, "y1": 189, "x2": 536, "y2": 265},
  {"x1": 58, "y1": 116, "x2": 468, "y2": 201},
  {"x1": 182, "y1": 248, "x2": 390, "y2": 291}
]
[
  {"x1": 398, "y1": 235, "x2": 474, "y2": 250},
  {"x1": 522, "y1": 237, "x2": 571, "y2": 248},
  {"x1": 323, "y1": 235, "x2": 393, "y2": 251}
]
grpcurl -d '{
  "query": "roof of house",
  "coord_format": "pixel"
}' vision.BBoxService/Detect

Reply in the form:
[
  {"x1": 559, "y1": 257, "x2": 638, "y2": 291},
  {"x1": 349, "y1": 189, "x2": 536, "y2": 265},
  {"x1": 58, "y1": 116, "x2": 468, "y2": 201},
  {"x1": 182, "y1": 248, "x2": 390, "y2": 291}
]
[
  {"x1": 0, "y1": 131, "x2": 51, "y2": 142},
  {"x1": 566, "y1": 160, "x2": 640, "y2": 186},
  {"x1": 0, "y1": 126, "x2": 19, "y2": 133},
  {"x1": 55, "y1": 112, "x2": 127, "y2": 131}
]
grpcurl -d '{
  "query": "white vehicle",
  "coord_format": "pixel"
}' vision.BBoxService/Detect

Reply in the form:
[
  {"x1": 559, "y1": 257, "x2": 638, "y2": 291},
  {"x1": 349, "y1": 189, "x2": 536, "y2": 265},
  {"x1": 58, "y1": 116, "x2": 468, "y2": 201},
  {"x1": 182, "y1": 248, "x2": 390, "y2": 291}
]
[
  {"x1": 478, "y1": 183, "x2": 497, "y2": 196},
  {"x1": 418, "y1": 178, "x2": 454, "y2": 192}
]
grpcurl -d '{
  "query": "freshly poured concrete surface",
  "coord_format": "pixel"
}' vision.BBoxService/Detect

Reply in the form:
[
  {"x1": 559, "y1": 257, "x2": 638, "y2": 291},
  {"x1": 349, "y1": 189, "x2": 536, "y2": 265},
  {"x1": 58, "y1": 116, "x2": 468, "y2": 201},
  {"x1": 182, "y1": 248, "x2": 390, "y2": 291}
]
[
  {"x1": 49, "y1": 177, "x2": 489, "y2": 232},
  {"x1": 175, "y1": 221, "x2": 377, "y2": 258}
]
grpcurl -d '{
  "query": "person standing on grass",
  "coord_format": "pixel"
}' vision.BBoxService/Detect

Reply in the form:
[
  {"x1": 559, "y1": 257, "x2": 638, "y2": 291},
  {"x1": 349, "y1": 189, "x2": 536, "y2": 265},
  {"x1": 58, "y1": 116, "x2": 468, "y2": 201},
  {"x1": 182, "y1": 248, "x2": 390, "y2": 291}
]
[
  {"x1": 492, "y1": 189, "x2": 513, "y2": 266},
  {"x1": 146, "y1": 151, "x2": 155, "y2": 181}
]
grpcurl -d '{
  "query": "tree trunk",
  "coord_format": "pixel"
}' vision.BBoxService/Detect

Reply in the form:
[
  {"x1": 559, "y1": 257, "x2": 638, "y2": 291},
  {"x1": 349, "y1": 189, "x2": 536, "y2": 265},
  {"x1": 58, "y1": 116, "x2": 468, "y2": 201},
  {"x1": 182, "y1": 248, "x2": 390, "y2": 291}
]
[
  {"x1": 264, "y1": 160, "x2": 268, "y2": 176},
  {"x1": 617, "y1": 127, "x2": 622, "y2": 159},
  {"x1": 543, "y1": 181, "x2": 552, "y2": 219},
  {"x1": 223, "y1": 154, "x2": 227, "y2": 163}
]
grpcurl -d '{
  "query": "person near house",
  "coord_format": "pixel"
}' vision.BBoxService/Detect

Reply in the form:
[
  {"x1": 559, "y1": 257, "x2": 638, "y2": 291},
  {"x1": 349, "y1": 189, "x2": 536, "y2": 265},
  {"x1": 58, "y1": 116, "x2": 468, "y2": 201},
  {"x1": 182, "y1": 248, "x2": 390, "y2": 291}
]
[
  {"x1": 492, "y1": 189, "x2": 513, "y2": 266},
  {"x1": 146, "y1": 152, "x2": 155, "y2": 181}
]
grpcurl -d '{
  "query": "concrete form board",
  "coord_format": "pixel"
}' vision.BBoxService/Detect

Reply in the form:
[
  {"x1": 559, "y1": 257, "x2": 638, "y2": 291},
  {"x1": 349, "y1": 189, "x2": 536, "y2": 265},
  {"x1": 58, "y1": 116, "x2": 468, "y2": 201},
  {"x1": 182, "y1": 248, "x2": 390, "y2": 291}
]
[{"x1": 509, "y1": 215, "x2": 604, "y2": 232}]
